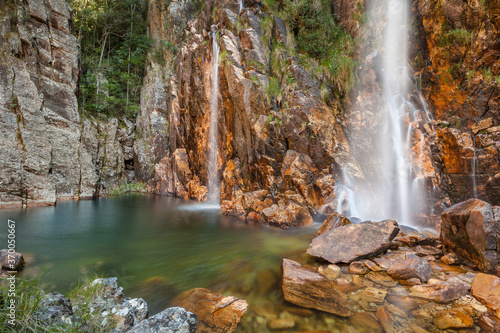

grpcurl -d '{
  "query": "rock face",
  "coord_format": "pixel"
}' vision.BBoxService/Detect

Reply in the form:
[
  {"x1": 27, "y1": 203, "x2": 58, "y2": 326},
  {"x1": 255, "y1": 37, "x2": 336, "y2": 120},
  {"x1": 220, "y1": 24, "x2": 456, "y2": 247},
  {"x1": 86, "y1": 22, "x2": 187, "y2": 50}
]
[
  {"x1": 307, "y1": 220, "x2": 400, "y2": 264},
  {"x1": 0, "y1": 0, "x2": 135, "y2": 208},
  {"x1": 134, "y1": 0, "x2": 361, "y2": 226},
  {"x1": 281, "y1": 259, "x2": 353, "y2": 317},
  {"x1": 440, "y1": 199, "x2": 500, "y2": 273},
  {"x1": 171, "y1": 288, "x2": 248, "y2": 333}
]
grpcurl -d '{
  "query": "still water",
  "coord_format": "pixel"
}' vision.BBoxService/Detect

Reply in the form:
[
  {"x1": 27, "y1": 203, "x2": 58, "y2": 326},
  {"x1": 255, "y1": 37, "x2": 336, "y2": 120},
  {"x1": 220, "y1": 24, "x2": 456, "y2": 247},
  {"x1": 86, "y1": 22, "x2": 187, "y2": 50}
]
[{"x1": 0, "y1": 195, "x2": 320, "y2": 330}]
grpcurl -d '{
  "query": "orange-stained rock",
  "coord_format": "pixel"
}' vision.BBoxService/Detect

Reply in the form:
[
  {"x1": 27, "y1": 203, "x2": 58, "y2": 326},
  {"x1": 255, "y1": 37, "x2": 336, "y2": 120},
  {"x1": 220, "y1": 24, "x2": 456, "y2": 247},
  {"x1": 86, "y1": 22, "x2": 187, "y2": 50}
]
[
  {"x1": 471, "y1": 273, "x2": 500, "y2": 315},
  {"x1": 441, "y1": 199, "x2": 500, "y2": 273},
  {"x1": 433, "y1": 309, "x2": 474, "y2": 329},
  {"x1": 316, "y1": 212, "x2": 351, "y2": 236},
  {"x1": 172, "y1": 288, "x2": 248, "y2": 333},
  {"x1": 281, "y1": 259, "x2": 353, "y2": 317}
]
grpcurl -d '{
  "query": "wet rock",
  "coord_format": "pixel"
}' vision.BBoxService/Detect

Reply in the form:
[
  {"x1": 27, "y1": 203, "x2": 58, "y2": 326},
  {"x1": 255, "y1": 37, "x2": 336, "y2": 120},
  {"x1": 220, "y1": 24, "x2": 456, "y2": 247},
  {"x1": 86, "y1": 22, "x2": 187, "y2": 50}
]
[
  {"x1": 349, "y1": 261, "x2": 368, "y2": 275},
  {"x1": 36, "y1": 292, "x2": 74, "y2": 326},
  {"x1": 409, "y1": 280, "x2": 469, "y2": 303},
  {"x1": 315, "y1": 212, "x2": 351, "y2": 236},
  {"x1": 281, "y1": 259, "x2": 353, "y2": 317},
  {"x1": 479, "y1": 312, "x2": 500, "y2": 332},
  {"x1": 441, "y1": 253, "x2": 461, "y2": 265},
  {"x1": 172, "y1": 288, "x2": 247, "y2": 333},
  {"x1": 372, "y1": 258, "x2": 395, "y2": 270},
  {"x1": 365, "y1": 272, "x2": 397, "y2": 287},
  {"x1": 433, "y1": 309, "x2": 474, "y2": 329},
  {"x1": 387, "y1": 256, "x2": 432, "y2": 283},
  {"x1": 472, "y1": 118, "x2": 494, "y2": 135},
  {"x1": 0, "y1": 249, "x2": 24, "y2": 270},
  {"x1": 261, "y1": 202, "x2": 313, "y2": 228},
  {"x1": 128, "y1": 307, "x2": 197, "y2": 333},
  {"x1": 386, "y1": 295, "x2": 419, "y2": 312},
  {"x1": 307, "y1": 220, "x2": 400, "y2": 264},
  {"x1": 318, "y1": 264, "x2": 341, "y2": 280},
  {"x1": 471, "y1": 273, "x2": 500, "y2": 315},
  {"x1": 440, "y1": 199, "x2": 500, "y2": 273},
  {"x1": 414, "y1": 245, "x2": 442, "y2": 258},
  {"x1": 359, "y1": 287, "x2": 387, "y2": 304}
]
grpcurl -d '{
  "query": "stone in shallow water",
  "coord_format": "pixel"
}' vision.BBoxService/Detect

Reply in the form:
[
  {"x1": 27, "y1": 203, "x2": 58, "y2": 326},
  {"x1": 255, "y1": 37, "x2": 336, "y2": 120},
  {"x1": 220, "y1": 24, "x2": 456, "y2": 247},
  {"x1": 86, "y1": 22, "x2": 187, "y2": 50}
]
[
  {"x1": 348, "y1": 312, "x2": 383, "y2": 333},
  {"x1": 0, "y1": 249, "x2": 24, "y2": 270},
  {"x1": 267, "y1": 318, "x2": 295, "y2": 330},
  {"x1": 365, "y1": 272, "x2": 397, "y2": 287},
  {"x1": 433, "y1": 309, "x2": 474, "y2": 329},
  {"x1": 349, "y1": 261, "x2": 368, "y2": 275},
  {"x1": 127, "y1": 307, "x2": 197, "y2": 333},
  {"x1": 409, "y1": 280, "x2": 469, "y2": 303},
  {"x1": 307, "y1": 220, "x2": 400, "y2": 264},
  {"x1": 281, "y1": 258, "x2": 353, "y2": 317},
  {"x1": 387, "y1": 256, "x2": 432, "y2": 283},
  {"x1": 172, "y1": 288, "x2": 247, "y2": 333},
  {"x1": 359, "y1": 287, "x2": 387, "y2": 304},
  {"x1": 386, "y1": 295, "x2": 419, "y2": 312}
]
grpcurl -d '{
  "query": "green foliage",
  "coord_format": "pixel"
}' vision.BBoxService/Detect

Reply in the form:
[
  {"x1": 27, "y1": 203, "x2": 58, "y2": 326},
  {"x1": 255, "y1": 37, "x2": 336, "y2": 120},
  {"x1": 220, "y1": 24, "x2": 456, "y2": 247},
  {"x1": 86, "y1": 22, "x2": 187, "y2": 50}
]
[
  {"x1": 438, "y1": 28, "x2": 474, "y2": 47},
  {"x1": 151, "y1": 40, "x2": 178, "y2": 66},
  {"x1": 71, "y1": 0, "x2": 152, "y2": 119},
  {"x1": 0, "y1": 276, "x2": 117, "y2": 332},
  {"x1": 109, "y1": 182, "x2": 147, "y2": 196},
  {"x1": 219, "y1": 50, "x2": 233, "y2": 66},
  {"x1": 265, "y1": 77, "x2": 282, "y2": 102}
]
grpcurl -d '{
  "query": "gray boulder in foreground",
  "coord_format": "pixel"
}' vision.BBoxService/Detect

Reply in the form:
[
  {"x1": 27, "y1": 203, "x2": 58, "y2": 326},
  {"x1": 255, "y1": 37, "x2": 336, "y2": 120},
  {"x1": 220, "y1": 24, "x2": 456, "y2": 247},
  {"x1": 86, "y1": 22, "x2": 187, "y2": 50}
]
[
  {"x1": 127, "y1": 307, "x2": 197, "y2": 333},
  {"x1": 307, "y1": 219, "x2": 400, "y2": 264}
]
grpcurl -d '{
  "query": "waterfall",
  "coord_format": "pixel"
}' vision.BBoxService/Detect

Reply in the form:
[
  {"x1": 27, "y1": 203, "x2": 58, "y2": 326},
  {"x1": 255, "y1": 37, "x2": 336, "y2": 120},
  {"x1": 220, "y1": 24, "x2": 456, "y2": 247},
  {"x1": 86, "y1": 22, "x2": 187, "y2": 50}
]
[
  {"x1": 239, "y1": 0, "x2": 244, "y2": 13},
  {"x1": 207, "y1": 30, "x2": 220, "y2": 204},
  {"x1": 335, "y1": 0, "x2": 430, "y2": 226},
  {"x1": 472, "y1": 137, "x2": 478, "y2": 198}
]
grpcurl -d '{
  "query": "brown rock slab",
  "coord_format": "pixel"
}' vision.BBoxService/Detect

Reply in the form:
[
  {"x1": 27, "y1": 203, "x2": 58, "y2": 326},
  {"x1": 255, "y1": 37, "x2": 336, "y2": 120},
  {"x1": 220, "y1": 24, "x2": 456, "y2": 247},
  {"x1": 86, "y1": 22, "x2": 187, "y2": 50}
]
[
  {"x1": 318, "y1": 264, "x2": 341, "y2": 280},
  {"x1": 349, "y1": 261, "x2": 368, "y2": 275},
  {"x1": 471, "y1": 273, "x2": 500, "y2": 314},
  {"x1": 307, "y1": 220, "x2": 400, "y2": 264},
  {"x1": 479, "y1": 312, "x2": 500, "y2": 331},
  {"x1": 386, "y1": 295, "x2": 419, "y2": 312},
  {"x1": 415, "y1": 245, "x2": 442, "y2": 257},
  {"x1": 359, "y1": 287, "x2": 387, "y2": 303},
  {"x1": 433, "y1": 309, "x2": 474, "y2": 329},
  {"x1": 472, "y1": 118, "x2": 494, "y2": 134},
  {"x1": 365, "y1": 272, "x2": 397, "y2": 287},
  {"x1": 315, "y1": 212, "x2": 351, "y2": 236},
  {"x1": 440, "y1": 199, "x2": 500, "y2": 273},
  {"x1": 281, "y1": 259, "x2": 353, "y2": 317},
  {"x1": 387, "y1": 257, "x2": 432, "y2": 283},
  {"x1": 373, "y1": 258, "x2": 394, "y2": 270},
  {"x1": 172, "y1": 288, "x2": 248, "y2": 333},
  {"x1": 409, "y1": 280, "x2": 469, "y2": 303}
]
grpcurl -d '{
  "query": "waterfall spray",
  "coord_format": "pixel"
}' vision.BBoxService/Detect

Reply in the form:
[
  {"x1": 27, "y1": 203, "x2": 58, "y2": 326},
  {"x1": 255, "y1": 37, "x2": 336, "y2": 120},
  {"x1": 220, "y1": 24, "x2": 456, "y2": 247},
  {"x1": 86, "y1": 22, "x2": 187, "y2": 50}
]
[
  {"x1": 239, "y1": 0, "x2": 244, "y2": 13},
  {"x1": 207, "y1": 30, "x2": 220, "y2": 204}
]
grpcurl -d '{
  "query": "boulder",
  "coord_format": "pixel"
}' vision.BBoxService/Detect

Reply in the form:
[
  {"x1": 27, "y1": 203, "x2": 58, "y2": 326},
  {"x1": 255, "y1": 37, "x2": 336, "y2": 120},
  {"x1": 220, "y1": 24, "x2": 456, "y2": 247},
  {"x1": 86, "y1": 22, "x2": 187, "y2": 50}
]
[
  {"x1": 387, "y1": 257, "x2": 432, "y2": 283},
  {"x1": 0, "y1": 249, "x2": 24, "y2": 270},
  {"x1": 35, "y1": 292, "x2": 74, "y2": 326},
  {"x1": 128, "y1": 307, "x2": 197, "y2": 333},
  {"x1": 440, "y1": 199, "x2": 500, "y2": 273},
  {"x1": 307, "y1": 220, "x2": 400, "y2": 264},
  {"x1": 471, "y1": 273, "x2": 500, "y2": 316},
  {"x1": 172, "y1": 288, "x2": 247, "y2": 333},
  {"x1": 281, "y1": 259, "x2": 353, "y2": 317}
]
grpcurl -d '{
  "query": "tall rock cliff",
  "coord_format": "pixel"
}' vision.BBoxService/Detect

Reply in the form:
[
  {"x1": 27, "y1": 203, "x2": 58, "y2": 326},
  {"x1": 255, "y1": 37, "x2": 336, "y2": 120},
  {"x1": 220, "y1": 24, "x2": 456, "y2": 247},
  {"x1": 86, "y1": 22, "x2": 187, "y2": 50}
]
[{"x1": 0, "y1": 0, "x2": 134, "y2": 208}]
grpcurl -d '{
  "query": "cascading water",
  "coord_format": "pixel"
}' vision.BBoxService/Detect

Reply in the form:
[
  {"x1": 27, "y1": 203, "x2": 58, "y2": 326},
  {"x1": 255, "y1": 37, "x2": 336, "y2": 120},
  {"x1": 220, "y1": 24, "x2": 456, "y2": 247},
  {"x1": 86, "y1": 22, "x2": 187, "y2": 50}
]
[
  {"x1": 207, "y1": 30, "x2": 220, "y2": 204},
  {"x1": 472, "y1": 137, "x2": 478, "y2": 198},
  {"x1": 239, "y1": 0, "x2": 244, "y2": 13},
  {"x1": 336, "y1": 0, "x2": 431, "y2": 226}
]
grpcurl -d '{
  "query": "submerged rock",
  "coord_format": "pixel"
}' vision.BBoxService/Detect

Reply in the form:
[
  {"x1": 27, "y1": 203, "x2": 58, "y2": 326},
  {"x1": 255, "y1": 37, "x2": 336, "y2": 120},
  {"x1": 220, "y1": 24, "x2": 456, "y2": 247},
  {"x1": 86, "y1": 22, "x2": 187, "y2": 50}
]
[
  {"x1": 0, "y1": 249, "x2": 24, "y2": 271},
  {"x1": 433, "y1": 309, "x2": 474, "y2": 329},
  {"x1": 409, "y1": 280, "x2": 469, "y2": 303},
  {"x1": 307, "y1": 220, "x2": 400, "y2": 264},
  {"x1": 281, "y1": 258, "x2": 353, "y2": 317},
  {"x1": 387, "y1": 256, "x2": 432, "y2": 283},
  {"x1": 172, "y1": 288, "x2": 247, "y2": 333},
  {"x1": 128, "y1": 307, "x2": 197, "y2": 333},
  {"x1": 440, "y1": 199, "x2": 500, "y2": 273}
]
